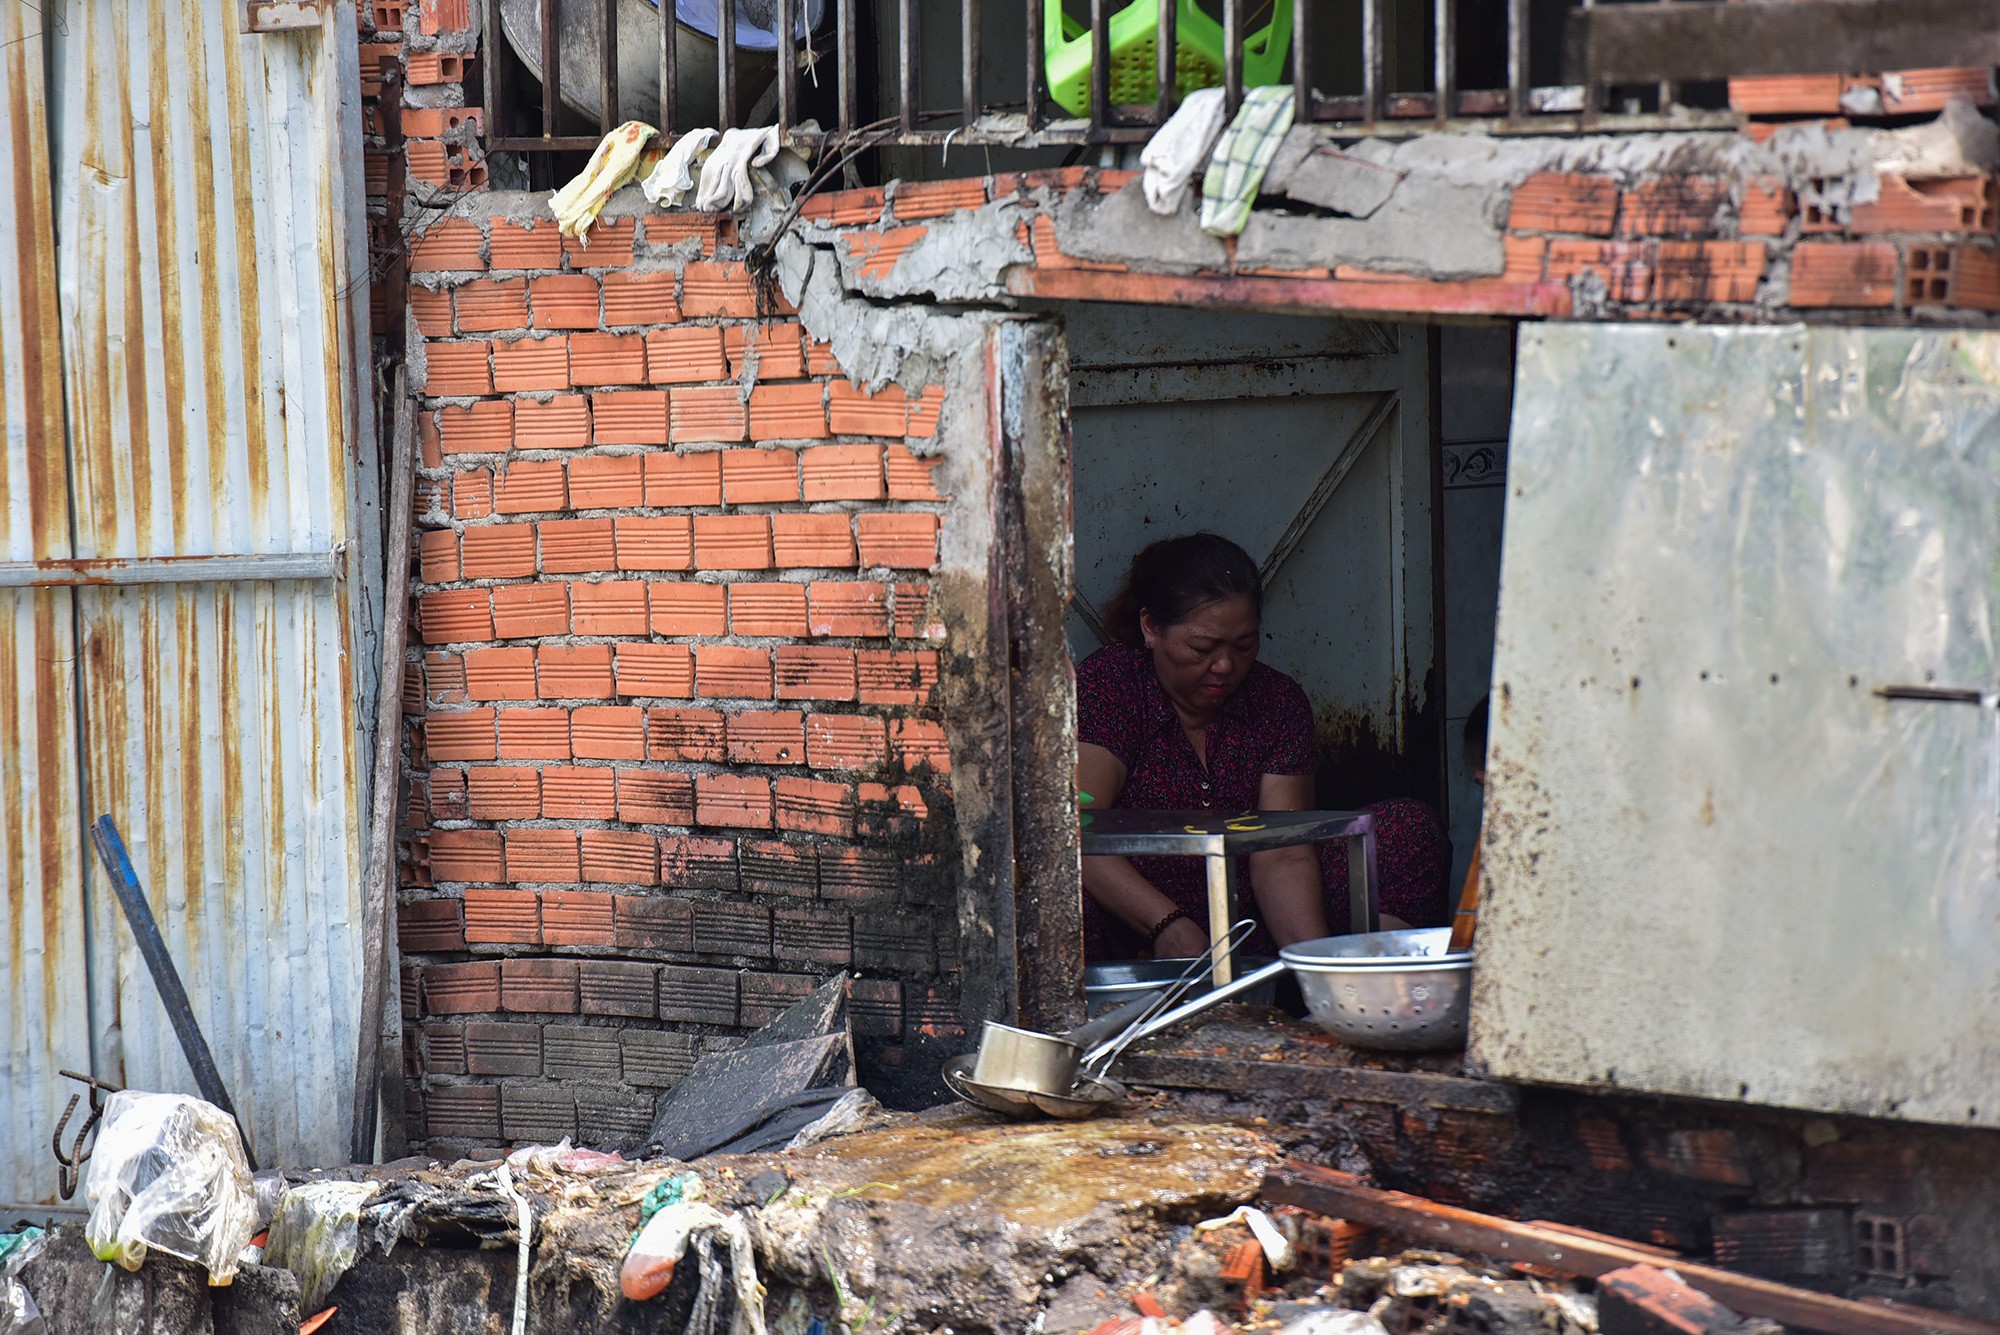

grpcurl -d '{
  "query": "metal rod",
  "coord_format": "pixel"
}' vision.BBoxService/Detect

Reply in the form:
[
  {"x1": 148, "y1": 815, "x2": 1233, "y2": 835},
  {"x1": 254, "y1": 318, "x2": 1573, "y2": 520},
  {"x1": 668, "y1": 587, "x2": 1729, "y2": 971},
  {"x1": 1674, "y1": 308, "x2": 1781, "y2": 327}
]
[
  {"x1": 1435, "y1": 0, "x2": 1456, "y2": 123},
  {"x1": 1347, "y1": 828, "x2": 1380, "y2": 934},
  {"x1": 837, "y1": 0, "x2": 856, "y2": 134},
  {"x1": 0, "y1": 551, "x2": 342, "y2": 588},
  {"x1": 539, "y1": 0, "x2": 560, "y2": 138},
  {"x1": 1157, "y1": 0, "x2": 1176, "y2": 120},
  {"x1": 1362, "y1": 0, "x2": 1383, "y2": 125},
  {"x1": 962, "y1": 0, "x2": 980, "y2": 128},
  {"x1": 1206, "y1": 854, "x2": 1234, "y2": 988},
  {"x1": 1223, "y1": 0, "x2": 1243, "y2": 111},
  {"x1": 660, "y1": 0, "x2": 677, "y2": 134},
  {"x1": 1291, "y1": 0, "x2": 1309, "y2": 123},
  {"x1": 1024, "y1": 0, "x2": 1043, "y2": 128},
  {"x1": 485, "y1": 0, "x2": 505, "y2": 139},
  {"x1": 777, "y1": 0, "x2": 797, "y2": 133},
  {"x1": 898, "y1": 0, "x2": 917, "y2": 135},
  {"x1": 350, "y1": 368, "x2": 418, "y2": 1165},
  {"x1": 600, "y1": 0, "x2": 619, "y2": 133},
  {"x1": 1506, "y1": 0, "x2": 1527, "y2": 120},
  {"x1": 719, "y1": 0, "x2": 737, "y2": 127},
  {"x1": 90, "y1": 817, "x2": 256, "y2": 1171},
  {"x1": 1090, "y1": 0, "x2": 1110, "y2": 126}
]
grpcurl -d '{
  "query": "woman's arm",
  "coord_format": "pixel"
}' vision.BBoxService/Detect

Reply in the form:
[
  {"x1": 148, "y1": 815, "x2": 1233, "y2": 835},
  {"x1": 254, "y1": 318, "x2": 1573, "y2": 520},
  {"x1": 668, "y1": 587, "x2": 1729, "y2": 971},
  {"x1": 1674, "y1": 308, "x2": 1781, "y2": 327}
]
[
  {"x1": 1247, "y1": 773, "x2": 1332, "y2": 947},
  {"x1": 1078, "y1": 742, "x2": 1210, "y2": 957}
]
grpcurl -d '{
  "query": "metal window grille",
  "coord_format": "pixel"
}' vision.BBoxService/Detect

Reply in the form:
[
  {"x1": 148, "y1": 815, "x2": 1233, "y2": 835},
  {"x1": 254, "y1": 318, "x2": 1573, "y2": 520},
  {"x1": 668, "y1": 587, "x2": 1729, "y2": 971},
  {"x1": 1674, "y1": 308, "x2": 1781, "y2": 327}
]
[{"x1": 482, "y1": 0, "x2": 1737, "y2": 156}]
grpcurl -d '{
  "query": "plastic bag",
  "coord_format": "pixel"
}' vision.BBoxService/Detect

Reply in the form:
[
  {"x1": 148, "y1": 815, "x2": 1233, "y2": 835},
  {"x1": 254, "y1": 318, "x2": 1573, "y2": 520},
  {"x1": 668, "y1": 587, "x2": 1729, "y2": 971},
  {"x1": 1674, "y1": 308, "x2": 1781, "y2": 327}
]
[
  {"x1": 1279, "y1": 1310, "x2": 1391, "y2": 1335},
  {"x1": 0, "y1": 1227, "x2": 47, "y2": 1335},
  {"x1": 84, "y1": 1092, "x2": 257, "y2": 1283},
  {"x1": 782, "y1": 1088, "x2": 885, "y2": 1152},
  {"x1": 263, "y1": 1180, "x2": 380, "y2": 1311}
]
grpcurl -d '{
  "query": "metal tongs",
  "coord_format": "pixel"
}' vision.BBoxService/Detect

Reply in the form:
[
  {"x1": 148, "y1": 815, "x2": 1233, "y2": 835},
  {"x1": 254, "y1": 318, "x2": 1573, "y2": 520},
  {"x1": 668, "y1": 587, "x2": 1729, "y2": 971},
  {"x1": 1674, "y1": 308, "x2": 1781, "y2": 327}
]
[
  {"x1": 945, "y1": 921, "x2": 1260, "y2": 1118},
  {"x1": 1078, "y1": 919, "x2": 1258, "y2": 1081}
]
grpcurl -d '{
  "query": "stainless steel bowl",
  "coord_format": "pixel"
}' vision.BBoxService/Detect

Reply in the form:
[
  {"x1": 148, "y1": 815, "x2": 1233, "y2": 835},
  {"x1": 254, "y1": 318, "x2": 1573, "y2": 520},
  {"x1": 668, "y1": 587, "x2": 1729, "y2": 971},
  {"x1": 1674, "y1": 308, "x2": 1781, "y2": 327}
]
[
  {"x1": 1279, "y1": 927, "x2": 1473, "y2": 1051},
  {"x1": 1084, "y1": 957, "x2": 1278, "y2": 1016}
]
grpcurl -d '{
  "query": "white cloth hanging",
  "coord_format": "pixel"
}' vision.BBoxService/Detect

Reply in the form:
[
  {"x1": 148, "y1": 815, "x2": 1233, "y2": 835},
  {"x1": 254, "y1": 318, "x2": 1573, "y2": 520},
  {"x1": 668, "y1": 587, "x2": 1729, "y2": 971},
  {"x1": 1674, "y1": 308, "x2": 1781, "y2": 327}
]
[
  {"x1": 695, "y1": 125, "x2": 783, "y2": 213},
  {"x1": 640, "y1": 128, "x2": 720, "y2": 208},
  {"x1": 1140, "y1": 87, "x2": 1229, "y2": 216}
]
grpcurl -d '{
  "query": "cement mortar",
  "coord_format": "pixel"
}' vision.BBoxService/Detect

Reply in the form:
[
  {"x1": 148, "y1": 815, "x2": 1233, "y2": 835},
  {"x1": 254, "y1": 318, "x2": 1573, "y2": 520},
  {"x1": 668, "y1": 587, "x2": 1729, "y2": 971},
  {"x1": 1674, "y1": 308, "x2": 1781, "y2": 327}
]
[{"x1": 1048, "y1": 183, "x2": 1231, "y2": 274}]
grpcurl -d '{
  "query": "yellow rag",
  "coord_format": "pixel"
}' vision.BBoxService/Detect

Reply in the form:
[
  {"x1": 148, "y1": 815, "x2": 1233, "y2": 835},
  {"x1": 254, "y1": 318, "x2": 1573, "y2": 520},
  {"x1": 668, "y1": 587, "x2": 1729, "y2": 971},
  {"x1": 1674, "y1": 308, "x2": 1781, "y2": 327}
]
[{"x1": 550, "y1": 121, "x2": 660, "y2": 239}]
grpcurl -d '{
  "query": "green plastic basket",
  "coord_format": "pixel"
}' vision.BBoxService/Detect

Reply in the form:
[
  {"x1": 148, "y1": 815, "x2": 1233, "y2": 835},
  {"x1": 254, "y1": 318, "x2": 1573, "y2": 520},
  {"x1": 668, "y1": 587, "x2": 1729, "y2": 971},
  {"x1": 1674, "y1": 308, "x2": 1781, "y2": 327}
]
[{"x1": 1043, "y1": 0, "x2": 1295, "y2": 118}]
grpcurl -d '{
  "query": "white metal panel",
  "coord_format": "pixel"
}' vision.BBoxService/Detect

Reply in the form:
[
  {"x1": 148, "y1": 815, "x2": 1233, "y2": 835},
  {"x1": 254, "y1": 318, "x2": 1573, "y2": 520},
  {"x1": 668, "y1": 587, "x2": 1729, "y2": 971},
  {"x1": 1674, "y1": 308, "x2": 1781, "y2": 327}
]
[
  {"x1": 1472, "y1": 323, "x2": 2000, "y2": 1128},
  {"x1": 0, "y1": 0, "x2": 91, "y2": 1210},
  {"x1": 50, "y1": 0, "x2": 374, "y2": 1168}
]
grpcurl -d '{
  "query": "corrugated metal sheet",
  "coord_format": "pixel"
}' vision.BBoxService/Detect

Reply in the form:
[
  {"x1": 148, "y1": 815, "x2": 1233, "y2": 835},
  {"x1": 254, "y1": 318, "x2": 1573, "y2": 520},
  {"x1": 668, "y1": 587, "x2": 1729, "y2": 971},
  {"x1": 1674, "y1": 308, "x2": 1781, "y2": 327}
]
[
  {"x1": 0, "y1": 0, "x2": 373, "y2": 1196},
  {"x1": 0, "y1": 0, "x2": 91, "y2": 1209}
]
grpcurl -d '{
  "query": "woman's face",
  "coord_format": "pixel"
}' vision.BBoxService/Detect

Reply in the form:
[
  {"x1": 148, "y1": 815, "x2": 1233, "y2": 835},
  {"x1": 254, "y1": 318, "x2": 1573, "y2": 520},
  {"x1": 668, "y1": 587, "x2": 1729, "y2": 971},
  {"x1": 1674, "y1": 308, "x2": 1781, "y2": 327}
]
[{"x1": 1142, "y1": 594, "x2": 1261, "y2": 719}]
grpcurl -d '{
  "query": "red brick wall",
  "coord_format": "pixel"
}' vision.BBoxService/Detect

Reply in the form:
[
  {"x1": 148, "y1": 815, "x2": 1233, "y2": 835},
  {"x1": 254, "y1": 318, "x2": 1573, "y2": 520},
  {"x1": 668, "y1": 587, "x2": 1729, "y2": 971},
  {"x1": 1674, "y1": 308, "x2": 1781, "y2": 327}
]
[{"x1": 396, "y1": 209, "x2": 961, "y2": 1151}]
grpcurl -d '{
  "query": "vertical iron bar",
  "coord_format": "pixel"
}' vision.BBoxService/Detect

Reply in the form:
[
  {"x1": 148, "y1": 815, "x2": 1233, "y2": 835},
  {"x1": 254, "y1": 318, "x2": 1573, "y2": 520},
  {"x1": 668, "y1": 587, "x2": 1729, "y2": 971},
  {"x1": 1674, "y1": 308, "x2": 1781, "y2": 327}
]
[
  {"x1": 838, "y1": 0, "x2": 856, "y2": 134},
  {"x1": 1025, "y1": 0, "x2": 1043, "y2": 128},
  {"x1": 659, "y1": 0, "x2": 677, "y2": 133},
  {"x1": 540, "y1": 0, "x2": 560, "y2": 138},
  {"x1": 1656, "y1": 0, "x2": 1675, "y2": 112},
  {"x1": 777, "y1": 0, "x2": 797, "y2": 134},
  {"x1": 899, "y1": 0, "x2": 917, "y2": 136},
  {"x1": 1290, "y1": 0, "x2": 1309, "y2": 123},
  {"x1": 600, "y1": 0, "x2": 619, "y2": 133},
  {"x1": 1090, "y1": 0, "x2": 1110, "y2": 129},
  {"x1": 1434, "y1": 0, "x2": 1454, "y2": 123},
  {"x1": 1579, "y1": 0, "x2": 1599, "y2": 122},
  {"x1": 719, "y1": 0, "x2": 738, "y2": 128},
  {"x1": 1506, "y1": 0, "x2": 1527, "y2": 120},
  {"x1": 1158, "y1": 0, "x2": 1177, "y2": 122},
  {"x1": 1362, "y1": 0, "x2": 1382, "y2": 124},
  {"x1": 1223, "y1": 0, "x2": 1243, "y2": 112},
  {"x1": 485, "y1": 0, "x2": 505, "y2": 139},
  {"x1": 962, "y1": 0, "x2": 981, "y2": 128}
]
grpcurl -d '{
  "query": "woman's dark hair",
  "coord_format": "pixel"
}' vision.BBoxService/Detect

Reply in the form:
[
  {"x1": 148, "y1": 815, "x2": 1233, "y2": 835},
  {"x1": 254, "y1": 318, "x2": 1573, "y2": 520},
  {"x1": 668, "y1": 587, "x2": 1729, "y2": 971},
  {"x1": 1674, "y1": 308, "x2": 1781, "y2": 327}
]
[{"x1": 1103, "y1": 533, "x2": 1262, "y2": 648}]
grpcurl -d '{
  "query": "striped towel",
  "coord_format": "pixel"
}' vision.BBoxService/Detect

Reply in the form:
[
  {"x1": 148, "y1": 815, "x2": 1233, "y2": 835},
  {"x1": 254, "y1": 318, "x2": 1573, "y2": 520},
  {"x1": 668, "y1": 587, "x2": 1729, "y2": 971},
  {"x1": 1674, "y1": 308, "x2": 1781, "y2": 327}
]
[{"x1": 1198, "y1": 85, "x2": 1295, "y2": 237}]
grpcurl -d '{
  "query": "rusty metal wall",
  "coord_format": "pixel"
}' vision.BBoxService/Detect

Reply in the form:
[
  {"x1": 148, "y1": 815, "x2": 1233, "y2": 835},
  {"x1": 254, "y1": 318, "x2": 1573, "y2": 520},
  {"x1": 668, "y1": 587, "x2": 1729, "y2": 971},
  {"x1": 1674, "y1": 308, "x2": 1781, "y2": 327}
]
[
  {"x1": 1472, "y1": 323, "x2": 2000, "y2": 1128},
  {"x1": 12, "y1": 0, "x2": 376, "y2": 1184},
  {"x1": 0, "y1": 0, "x2": 91, "y2": 1211}
]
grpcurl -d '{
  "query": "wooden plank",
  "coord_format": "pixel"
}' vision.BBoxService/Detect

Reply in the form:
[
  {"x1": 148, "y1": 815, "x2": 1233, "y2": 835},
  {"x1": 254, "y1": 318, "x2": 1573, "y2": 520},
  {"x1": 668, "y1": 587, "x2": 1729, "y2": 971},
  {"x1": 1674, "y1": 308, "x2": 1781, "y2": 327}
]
[
  {"x1": 1263, "y1": 1162, "x2": 2000, "y2": 1335},
  {"x1": 350, "y1": 367, "x2": 418, "y2": 1163},
  {"x1": 1122, "y1": 1052, "x2": 1520, "y2": 1115},
  {"x1": 1579, "y1": 0, "x2": 2000, "y2": 85}
]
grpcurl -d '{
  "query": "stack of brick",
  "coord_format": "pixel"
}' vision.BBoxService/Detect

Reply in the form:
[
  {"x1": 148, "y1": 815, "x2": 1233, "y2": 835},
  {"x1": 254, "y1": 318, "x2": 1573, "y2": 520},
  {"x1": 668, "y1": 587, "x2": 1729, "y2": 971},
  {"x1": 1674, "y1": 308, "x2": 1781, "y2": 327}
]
[{"x1": 398, "y1": 208, "x2": 957, "y2": 1152}]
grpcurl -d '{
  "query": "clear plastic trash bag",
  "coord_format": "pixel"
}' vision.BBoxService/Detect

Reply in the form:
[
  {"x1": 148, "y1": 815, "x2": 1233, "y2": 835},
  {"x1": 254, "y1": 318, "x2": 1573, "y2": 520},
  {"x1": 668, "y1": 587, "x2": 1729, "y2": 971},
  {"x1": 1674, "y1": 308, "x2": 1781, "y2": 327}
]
[{"x1": 84, "y1": 1092, "x2": 257, "y2": 1284}]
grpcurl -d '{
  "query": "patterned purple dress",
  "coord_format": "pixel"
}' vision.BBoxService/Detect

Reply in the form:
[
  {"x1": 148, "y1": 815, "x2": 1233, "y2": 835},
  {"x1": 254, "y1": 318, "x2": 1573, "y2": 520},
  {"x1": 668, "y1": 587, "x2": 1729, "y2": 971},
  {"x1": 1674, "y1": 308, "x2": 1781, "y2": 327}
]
[{"x1": 1077, "y1": 642, "x2": 1450, "y2": 960}]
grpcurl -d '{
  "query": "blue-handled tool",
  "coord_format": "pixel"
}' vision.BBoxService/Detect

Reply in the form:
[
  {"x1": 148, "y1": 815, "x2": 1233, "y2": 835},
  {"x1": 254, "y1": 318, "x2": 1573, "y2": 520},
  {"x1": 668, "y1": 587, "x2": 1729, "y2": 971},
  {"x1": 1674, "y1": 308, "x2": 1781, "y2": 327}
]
[{"x1": 90, "y1": 815, "x2": 257, "y2": 1170}]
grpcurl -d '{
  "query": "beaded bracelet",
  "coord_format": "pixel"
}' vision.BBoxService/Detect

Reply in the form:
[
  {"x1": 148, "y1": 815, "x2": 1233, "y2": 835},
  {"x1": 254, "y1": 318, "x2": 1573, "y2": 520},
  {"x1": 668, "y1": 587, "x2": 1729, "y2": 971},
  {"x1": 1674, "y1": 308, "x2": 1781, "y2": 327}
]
[{"x1": 1146, "y1": 907, "x2": 1192, "y2": 947}]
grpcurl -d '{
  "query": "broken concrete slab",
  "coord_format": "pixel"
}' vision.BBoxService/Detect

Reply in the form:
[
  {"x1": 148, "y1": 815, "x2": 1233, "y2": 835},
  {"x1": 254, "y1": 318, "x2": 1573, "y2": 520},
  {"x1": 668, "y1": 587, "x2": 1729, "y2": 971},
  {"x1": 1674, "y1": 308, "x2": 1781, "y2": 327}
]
[
  {"x1": 1235, "y1": 174, "x2": 1512, "y2": 279},
  {"x1": 1264, "y1": 131, "x2": 1404, "y2": 219},
  {"x1": 1049, "y1": 181, "x2": 1232, "y2": 274}
]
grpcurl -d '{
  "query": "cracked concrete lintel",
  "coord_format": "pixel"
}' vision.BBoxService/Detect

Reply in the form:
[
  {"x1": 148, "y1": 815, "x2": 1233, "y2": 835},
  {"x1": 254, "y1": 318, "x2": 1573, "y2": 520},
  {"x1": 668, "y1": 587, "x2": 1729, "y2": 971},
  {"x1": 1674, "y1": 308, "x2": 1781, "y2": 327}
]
[
  {"x1": 1048, "y1": 181, "x2": 1232, "y2": 274},
  {"x1": 1238, "y1": 172, "x2": 1513, "y2": 279},
  {"x1": 814, "y1": 201, "x2": 1034, "y2": 305}
]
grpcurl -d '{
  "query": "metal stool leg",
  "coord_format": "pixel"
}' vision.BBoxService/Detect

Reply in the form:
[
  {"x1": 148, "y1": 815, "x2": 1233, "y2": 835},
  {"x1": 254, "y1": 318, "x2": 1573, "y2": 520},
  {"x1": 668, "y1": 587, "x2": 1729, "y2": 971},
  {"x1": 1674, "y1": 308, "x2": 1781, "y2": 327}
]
[{"x1": 1206, "y1": 852, "x2": 1234, "y2": 986}]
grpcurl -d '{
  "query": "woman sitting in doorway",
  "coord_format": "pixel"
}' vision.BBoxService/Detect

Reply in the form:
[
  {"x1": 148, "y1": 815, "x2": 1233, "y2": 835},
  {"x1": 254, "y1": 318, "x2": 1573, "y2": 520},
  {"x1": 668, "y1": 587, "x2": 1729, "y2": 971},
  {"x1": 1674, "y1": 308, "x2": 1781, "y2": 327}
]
[{"x1": 1076, "y1": 532, "x2": 1451, "y2": 962}]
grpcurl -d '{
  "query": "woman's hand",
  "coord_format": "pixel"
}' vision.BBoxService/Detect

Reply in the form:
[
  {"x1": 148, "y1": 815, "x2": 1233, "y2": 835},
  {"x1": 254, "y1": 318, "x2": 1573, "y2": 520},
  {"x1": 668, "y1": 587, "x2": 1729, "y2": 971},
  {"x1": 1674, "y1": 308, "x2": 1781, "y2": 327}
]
[{"x1": 1152, "y1": 916, "x2": 1212, "y2": 961}]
